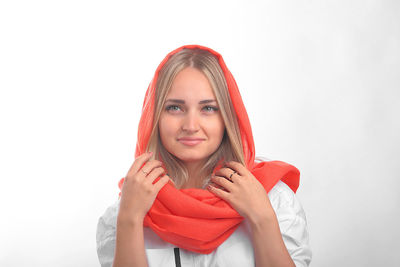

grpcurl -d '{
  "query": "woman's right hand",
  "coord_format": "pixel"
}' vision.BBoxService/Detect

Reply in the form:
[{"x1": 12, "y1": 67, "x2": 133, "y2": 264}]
[{"x1": 118, "y1": 151, "x2": 170, "y2": 224}]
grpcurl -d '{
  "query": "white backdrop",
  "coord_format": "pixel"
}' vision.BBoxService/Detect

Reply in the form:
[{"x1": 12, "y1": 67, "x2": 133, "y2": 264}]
[{"x1": 1, "y1": 1, "x2": 399, "y2": 266}]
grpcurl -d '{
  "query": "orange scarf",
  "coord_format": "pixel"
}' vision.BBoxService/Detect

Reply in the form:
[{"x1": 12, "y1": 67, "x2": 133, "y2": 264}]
[{"x1": 118, "y1": 44, "x2": 300, "y2": 254}]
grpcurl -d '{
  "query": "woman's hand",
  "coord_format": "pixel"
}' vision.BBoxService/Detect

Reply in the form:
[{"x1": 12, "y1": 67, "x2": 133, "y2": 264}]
[
  {"x1": 208, "y1": 161, "x2": 275, "y2": 224},
  {"x1": 118, "y1": 152, "x2": 170, "y2": 224}
]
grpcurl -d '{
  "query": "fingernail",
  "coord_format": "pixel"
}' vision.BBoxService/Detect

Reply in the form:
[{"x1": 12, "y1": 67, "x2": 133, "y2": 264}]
[{"x1": 148, "y1": 151, "x2": 153, "y2": 155}]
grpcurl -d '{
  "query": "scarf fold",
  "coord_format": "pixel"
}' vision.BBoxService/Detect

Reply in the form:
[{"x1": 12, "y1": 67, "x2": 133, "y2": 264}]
[{"x1": 118, "y1": 44, "x2": 300, "y2": 254}]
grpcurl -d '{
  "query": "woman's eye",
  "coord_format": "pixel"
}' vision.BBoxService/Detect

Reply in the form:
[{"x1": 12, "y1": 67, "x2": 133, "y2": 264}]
[
  {"x1": 202, "y1": 106, "x2": 219, "y2": 112},
  {"x1": 165, "y1": 105, "x2": 181, "y2": 112}
]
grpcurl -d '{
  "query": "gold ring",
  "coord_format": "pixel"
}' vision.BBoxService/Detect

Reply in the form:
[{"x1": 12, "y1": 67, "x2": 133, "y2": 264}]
[{"x1": 229, "y1": 171, "x2": 237, "y2": 180}]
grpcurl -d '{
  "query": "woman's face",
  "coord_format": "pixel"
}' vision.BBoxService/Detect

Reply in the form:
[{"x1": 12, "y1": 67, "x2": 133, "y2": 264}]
[{"x1": 159, "y1": 67, "x2": 225, "y2": 166}]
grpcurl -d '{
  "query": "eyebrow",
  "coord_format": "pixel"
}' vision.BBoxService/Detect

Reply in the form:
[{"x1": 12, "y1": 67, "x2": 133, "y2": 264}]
[{"x1": 165, "y1": 99, "x2": 217, "y2": 104}]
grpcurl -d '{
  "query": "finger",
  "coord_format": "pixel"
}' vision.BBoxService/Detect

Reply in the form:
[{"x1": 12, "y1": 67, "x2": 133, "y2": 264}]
[
  {"x1": 207, "y1": 183, "x2": 230, "y2": 200},
  {"x1": 145, "y1": 166, "x2": 166, "y2": 185},
  {"x1": 215, "y1": 167, "x2": 233, "y2": 177},
  {"x1": 140, "y1": 160, "x2": 163, "y2": 176},
  {"x1": 209, "y1": 181, "x2": 226, "y2": 191},
  {"x1": 127, "y1": 152, "x2": 153, "y2": 176},
  {"x1": 211, "y1": 175, "x2": 235, "y2": 192},
  {"x1": 215, "y1": 167, "x2": 240, "y2": 183},
  {"x1": 225, "y1": 161, "x2": 249, "y2": 176},
  {"x1": 153, "y1": 175, "x2": 170, "y2": 192}
]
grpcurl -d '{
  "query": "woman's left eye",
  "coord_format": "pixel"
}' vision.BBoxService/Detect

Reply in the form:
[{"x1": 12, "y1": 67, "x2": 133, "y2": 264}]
[{"x1": 202, "y1": 106, "x2": 219, "y2": 112}]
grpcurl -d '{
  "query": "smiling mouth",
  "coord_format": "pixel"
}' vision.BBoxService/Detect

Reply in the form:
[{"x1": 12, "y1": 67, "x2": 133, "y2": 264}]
[{"x1": 177, "y1": 138, "x2": 205, "y2": 146}]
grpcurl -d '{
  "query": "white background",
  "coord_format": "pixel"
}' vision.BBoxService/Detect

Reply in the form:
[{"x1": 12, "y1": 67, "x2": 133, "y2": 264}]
[{"x1": 1, "y1": 1, "x2": 399, "y2": 266}]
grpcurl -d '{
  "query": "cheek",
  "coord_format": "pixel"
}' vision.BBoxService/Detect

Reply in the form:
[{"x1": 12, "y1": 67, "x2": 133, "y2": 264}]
[
  {"x1": 211, "y1": 117, "x2": 225, "y2": 140},
  {"x1": 159, "y1": 116, "x2": 177, "y2": 141}
]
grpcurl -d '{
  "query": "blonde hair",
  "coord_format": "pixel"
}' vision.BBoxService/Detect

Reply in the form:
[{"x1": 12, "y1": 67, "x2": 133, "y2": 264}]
[{"x1": 147, "y1": 48, "x2": 245, "y2": 189}]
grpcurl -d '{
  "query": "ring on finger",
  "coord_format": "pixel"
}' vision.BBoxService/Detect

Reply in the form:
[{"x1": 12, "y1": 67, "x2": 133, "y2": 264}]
[
  {"x1": 141, "y1": 169, "x2": 149, "y2": 175},
  {"x1": 229, "y1": 170, "x2": 237, "y2": 180}
]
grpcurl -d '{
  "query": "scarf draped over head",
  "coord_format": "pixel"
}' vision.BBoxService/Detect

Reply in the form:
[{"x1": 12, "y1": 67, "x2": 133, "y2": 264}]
[{"x1": 118, "y1": 44, "x2": 300, "y2": 254}]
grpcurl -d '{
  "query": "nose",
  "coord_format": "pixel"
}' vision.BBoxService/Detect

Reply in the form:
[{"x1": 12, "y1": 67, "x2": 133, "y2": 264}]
[{"x1": 181, "y1": 111, "x2": 200, "y2": 133}]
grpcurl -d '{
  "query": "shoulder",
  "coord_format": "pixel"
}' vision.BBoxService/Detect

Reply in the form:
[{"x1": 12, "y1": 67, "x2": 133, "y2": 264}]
[
  {"x1": 268, "y1": 180, "x2": 308, "y2": 227},
  {"x1": 268, "y1": 180, "x2": 312, "y2": 266},
  {"x1": 96, "y1": 199, "x2": 120, "y2": 267},
  {"x1": 268, "y1": 180, "x2": 298, "y2": 208},
  {"x1": 96, "y1": 199, "x2": 120, "y2": 247},
  {"x1": 98, "y1": 199, "x2": 120, "y2": 229}
]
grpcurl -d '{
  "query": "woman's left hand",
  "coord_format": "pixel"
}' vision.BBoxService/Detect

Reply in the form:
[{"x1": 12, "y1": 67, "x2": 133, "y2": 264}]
[{"x1": 208, "y1": 161, "x2": 275, "y2": 224}]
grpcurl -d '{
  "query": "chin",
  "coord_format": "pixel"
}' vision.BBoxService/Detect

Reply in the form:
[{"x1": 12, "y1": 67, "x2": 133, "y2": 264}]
[
  {"x1": 173, "y1": 151, "x2": 209, "y2": 163},
  {"x1": 176, "y1": 155, "x2": 204, "y2": 163}
]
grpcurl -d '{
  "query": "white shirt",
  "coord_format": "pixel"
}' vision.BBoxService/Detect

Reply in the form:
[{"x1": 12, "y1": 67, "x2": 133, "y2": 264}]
[{"x1": 96, "y1": 180, "x2": 312, "y2": 267}]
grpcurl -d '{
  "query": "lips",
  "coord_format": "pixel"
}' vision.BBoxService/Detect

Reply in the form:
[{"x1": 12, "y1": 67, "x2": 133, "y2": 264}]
[{"x1": 177, "y1": 137, "x2": 205, "y2": 146}]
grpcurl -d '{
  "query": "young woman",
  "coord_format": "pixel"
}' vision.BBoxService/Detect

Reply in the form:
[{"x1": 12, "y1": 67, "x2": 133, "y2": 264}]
[{"x1": 96, "y1": 45, "x2": 312, "y2": 267}]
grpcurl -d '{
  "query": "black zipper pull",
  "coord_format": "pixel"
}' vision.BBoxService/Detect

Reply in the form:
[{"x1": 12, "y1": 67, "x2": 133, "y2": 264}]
[{"x1": 174, "y1": 247, "x2": 182, "y2": 267}]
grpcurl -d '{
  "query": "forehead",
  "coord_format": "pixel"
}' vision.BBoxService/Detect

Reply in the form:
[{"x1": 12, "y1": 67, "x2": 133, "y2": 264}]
[{"x1": 167, "y1": 67, "x2": 216, "y2": 99}]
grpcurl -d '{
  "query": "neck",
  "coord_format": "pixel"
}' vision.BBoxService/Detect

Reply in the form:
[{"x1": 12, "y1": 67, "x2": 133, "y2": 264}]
[{"x1": 181, "y1": 160, "x2": 206, "y2": 189}]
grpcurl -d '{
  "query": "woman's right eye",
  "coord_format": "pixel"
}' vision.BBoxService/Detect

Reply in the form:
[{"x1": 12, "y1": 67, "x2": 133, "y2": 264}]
[{"x1": 165, "y1": 105, "x2": 182, "y2": 112}]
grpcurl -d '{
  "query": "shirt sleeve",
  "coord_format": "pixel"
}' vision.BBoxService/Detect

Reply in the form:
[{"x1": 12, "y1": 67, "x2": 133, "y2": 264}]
[
  {"x1": 96, "y1": 200, "x2": 119, "y2": 267},
  {"x1": 268, "y1": 181, "x2": 312, "y2": 267}
]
